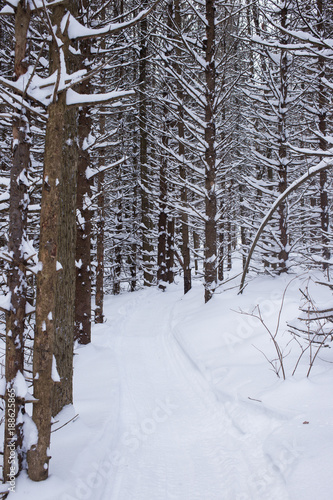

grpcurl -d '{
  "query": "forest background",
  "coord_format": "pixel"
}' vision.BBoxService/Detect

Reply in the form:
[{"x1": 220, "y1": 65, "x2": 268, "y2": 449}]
[{"x1": 0, "y1": 0, "x2": 332, "y2": 491}]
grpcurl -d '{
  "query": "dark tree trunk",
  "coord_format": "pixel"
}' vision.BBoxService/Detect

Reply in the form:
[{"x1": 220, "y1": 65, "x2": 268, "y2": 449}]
[
  {"x1": 28, "y1": 94, "x2": 66, "y2": 482},
  {"x1": 317, "y1": 0, "x2": 330, "y2": 271},
  {"x1": 277, "y1": 5, "x2": 289, "y2": 273},
  {"x1": 204, "y1": 0, "x2": 217, "y2": 303},
  {"x1": 95, "y1": 24, "x2": 106, "y2": 323},
  {"x1": 75, "y1": 100, "x2": 92, "y2": 344},
  {"x1": 52, "y1": 101, "x2": 78, "y2": 416},
  {"x1": 51, "y1": 0, "x2": 79, "y2": 415},
  {"x1": 139, "y1": 0, "x2": 154, "y2": 285},
  {"x1": 157, "y1": 93, "x2": 169, "y2": 289},
  {"x1": 27, "y1": 1, "x2": 77, "y2": 479},
  {"x1": 175, "y1": 0, "x2": 191, "y2": 294},
  {"x1": 95, "y1": 168, "x2": 105, "y2": 323},
  {"x1": 113, "y1": 186, "x2": 123, "y2": 295},
  {"x1": 74, "y1": 34, "x2": 92, "y2": 345},
  {"x1": 167, "y1": 218, "x2": 175, "y2": 284},
  {"x1": 4, "y1": 1, "x2": 31, "y2": 479}
]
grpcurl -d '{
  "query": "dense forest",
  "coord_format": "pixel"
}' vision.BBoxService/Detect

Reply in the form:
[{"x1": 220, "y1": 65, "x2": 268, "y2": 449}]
[{"x1": 0, "y1": 0, "x2": 332, "y2": 491}]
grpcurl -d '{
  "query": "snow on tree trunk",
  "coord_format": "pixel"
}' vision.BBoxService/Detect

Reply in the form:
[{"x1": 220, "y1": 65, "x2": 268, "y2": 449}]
[
  {"x1": 4, "y1": 0, "x2": 31, "y2": 479},
  {"x1": 139, "y1": 0, "x2": 154, "y2": 286},
  {"x1": 204, "y1": 0, "x2": 217, "y2": 303},
  {"x1": 175, "y1": 0, "x2": 191, "y2": 294},
  {"x1": 75, "y1": 79, "x2": 92, "y2": 344}
]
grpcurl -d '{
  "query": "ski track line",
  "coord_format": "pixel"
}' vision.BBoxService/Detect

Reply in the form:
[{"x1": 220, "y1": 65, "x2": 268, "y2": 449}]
[{"x1": 85, "y1": 289, "x2": 290, "y2": 500}]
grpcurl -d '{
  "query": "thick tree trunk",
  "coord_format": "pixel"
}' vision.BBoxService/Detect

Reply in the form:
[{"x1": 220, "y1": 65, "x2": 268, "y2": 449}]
[
  {"x1": 52, "y1": 102, "x2": 78, "y2": 416},
  {"x1": 204, "y1": 0, "x2": 217, "y2": 303},
  {"x1": 4, "y1": 1, "x2": 31, "y2": 479},
  {"x1": 28, "y1": 1, "x2": 77, "y2": 479},
  {"x1": 50, "y1": 0, "x2": 78, "y2": 417},
  {"x1": 27, "y1": 94, "x2": 65, "y2": 481}
]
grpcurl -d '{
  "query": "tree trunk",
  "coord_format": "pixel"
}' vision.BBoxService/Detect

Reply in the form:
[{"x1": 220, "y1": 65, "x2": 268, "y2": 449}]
[
  {"x1": 95, "y1": 170, "x2": 105, "y2": 322},
  {"x1": 167, "y1": 218, "x2": 175, "y2": 284},
  {"x1": 75, "y1": 100, "x2": 92, "y2": 344},
  {"x1": 204, "y1": 0, "x2": 217, "y2": 303},
  {"x1": 52, "y1": 101, "x2": 78, "y2": 416},
  {"x1": 157, "y1": 79, "x2": 169, "y2": 289},
  {"x1": 157, "y1": 161, "x2": 168, "y2": 288},
  {"x1": 27, "y1": 94, "x2": 66, "y2": 481},
  {"x1": 4, "y1": 0, "x2": 30, "y2": 479},
  {"x1": 277, "y1": 5, "x2": 289, "y2": 273},
  {"x1": 95, "y1": 23, "x2": 106, "y2": 323},
  {"x1": 74, "y1": 34, "x2": 93, "y2": 345},
  {"x1": 113, "y1": 184, "x2": 122, "y2": 295},
  {"x1": 317, "y1": 0, "x2": 330, "y2": 272},
  {"x1": 139, "y1": 0, "x2": 154, "y2": 285},
  {"x1": 174, "y1": 0, "x2": 191, "y2": 294},
  {"x1": 27, "y1": 1, "x2": 77, "y2": 479}
]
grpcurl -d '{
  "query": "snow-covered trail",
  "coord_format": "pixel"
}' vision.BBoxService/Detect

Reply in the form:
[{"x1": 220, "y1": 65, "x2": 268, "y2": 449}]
[
  {"x1": 10, "y1": 276, "x2": 333, "y2": 500},
  {"x1": 90, "y1": 288, "x2": 289, "y2": 500}
]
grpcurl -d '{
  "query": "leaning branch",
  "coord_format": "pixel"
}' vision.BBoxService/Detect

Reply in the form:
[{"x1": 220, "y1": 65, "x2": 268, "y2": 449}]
[{"x1": 239, "y1": 156, "x2": 333, "y2": 293}]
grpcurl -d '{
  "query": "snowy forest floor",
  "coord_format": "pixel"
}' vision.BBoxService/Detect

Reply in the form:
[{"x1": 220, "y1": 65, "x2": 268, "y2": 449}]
[{"x1": 9, "y1": 268, "x2": 333, "y2": 499}]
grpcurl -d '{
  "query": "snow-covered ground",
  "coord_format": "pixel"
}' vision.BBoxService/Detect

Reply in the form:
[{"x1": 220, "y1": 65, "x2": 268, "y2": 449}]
[{"x1": 8, "y1": 270, "x2": 333, "y2": 499}]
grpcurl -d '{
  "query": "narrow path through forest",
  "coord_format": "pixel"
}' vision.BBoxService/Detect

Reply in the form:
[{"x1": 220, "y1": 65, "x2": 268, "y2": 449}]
[{"x1": 85, "y1": 288, "x2": 290, "y2": 500}]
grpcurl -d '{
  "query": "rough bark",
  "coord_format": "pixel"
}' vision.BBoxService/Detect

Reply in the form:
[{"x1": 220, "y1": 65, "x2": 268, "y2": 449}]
[
  {"x1": 52, "y1": 101, "x2": 78, "y2": 416},
  {"x1": 75, "y1": 93, "x2": 92, "y2": 344},
  {"x1": 204, "y1": 0, "x2": 217, "y2": 303},
  {"x1": 51, "y1": 0, "x2": 79, "y2": 417},
  {"x1": 27, "y1": 94, "x2": 65, "y2": 481},
  {"x1": 95, "y1": 21, "x2": 106, "y2": 322},
  {"x1": 139, "y1": 0, "x2": 154, "y2": 285},
  {"x1": 95, "y1": 169, "x2": 105, "y2": 323},
  {"x1": 157, "y1": 160, "x2": 168, "y2": 288},
  {"x1": 27, "y1": 1, "x2": 77, "y2": 480},
  {"x1": 3, "y1": 0, "x2": 30, "y2": 479},
  {"x1": 317, "y1": 0, "x2": 330, "y2": 271},
  {"x1": 277, "y1": 4, "x2": 289, "y2": 273},
  {"x1": 167, "y1": 218, "x2": 175, "y2": 284},
  {"x1": 174, "y1": 0, "x2": 191, "y2": 294},
  {"x1": 157, "y1": 90, "x2": 169, "y2": 289}
]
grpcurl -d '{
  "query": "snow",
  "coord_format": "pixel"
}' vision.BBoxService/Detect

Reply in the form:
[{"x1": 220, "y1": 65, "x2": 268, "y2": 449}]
[
  {"x1": 52, "y1": 356, "x2": 60, "y2": 383},
  {"x1": 66, "y1": 88, "x2": 135, "y2": 106},
  {"x1": 0, "y1": 292, "x2": 11, "y2": 312},
  {"x1": 3, "y1": 272, "x2": 333, "y2": 499},
  {"x1": 4, "y1": 0, "x2": 19, "y2": 8},
  {"x1": 12, "y1": 371, "x2": 29, "y2": 399},
  {"x1": 0, "y1": 5, "x2": 14, "y2": 14},
  {"x1": 61, "y1": 9, "x2": 152, "y2": 41}
]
